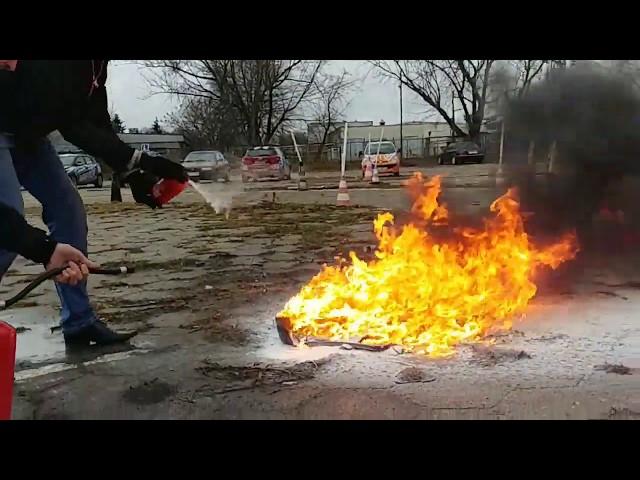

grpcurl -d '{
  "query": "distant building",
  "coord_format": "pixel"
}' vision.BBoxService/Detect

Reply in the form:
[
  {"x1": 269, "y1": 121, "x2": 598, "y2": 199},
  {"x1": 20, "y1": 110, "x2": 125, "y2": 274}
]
[
  {"x1": 331, "y1": 121, "x2": 460, "y2": 144},
  {"x1": 118, "y1": 133, "x2": 186, "y2": 159},
  {"x1": 49, "y1": 131, "x2": 187, "y2": 160},
  {"x1": 325, "y1": 120, "x2": 494, "y2": 161},
  {"x1": 307, "y1": 120, "x2": 373, "y2": 144}
]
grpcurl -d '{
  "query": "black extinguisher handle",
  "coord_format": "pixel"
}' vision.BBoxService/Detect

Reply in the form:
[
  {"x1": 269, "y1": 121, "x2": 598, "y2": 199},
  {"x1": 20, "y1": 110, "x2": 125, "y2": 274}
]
[{"x1": 0, "y1": 265, "x2": 135, "y2": 310}]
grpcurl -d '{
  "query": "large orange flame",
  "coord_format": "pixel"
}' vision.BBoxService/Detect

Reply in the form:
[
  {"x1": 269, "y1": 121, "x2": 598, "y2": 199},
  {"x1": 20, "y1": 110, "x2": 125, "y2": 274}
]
[{"x1": 278, "y1": 173, "x2": 578, "y2": 356}]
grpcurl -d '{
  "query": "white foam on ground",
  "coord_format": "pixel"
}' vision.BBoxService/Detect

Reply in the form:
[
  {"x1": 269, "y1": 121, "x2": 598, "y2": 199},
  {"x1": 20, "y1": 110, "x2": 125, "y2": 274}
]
[
  {"x1": 15, "y1": 349, "x2": 151, "y2": 381},
  {"x1": 189, "y1": 180, "x2": 242, "y2": 218},
  {"x1": 255, "y1": 340, "x2": 337, "y2": 363}
]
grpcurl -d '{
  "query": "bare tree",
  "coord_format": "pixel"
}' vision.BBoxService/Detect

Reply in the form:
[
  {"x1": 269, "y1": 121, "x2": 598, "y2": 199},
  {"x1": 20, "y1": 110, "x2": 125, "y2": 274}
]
[
  {"x1": 143, "y1": 60, "x2": 323, "y2": 146},
  {"x1": 488, "y1": 60, "x2": 551, "y2": 115},
  {"x1": 310, "y1": 70, "x2": 355, "y2": 160},
  {"x1": 508, "y1": 60, "x2": 549, "y2": 98},
  {"x1": 110, "y1": 113, "x2": 126, "y2": 133},
  {"x1": 166, "y1": 96, "x2": 240, "y2": 151},
  {"x1": 150, "y1": 118, "x2": 163, "y2": 134},
  {"x1": 370, "y1": 60, "x2": 495, "y2": 142}
]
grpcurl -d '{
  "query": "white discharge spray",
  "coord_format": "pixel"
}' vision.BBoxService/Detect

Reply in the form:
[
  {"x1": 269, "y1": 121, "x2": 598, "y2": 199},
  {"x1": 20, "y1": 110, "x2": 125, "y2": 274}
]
[{"x1": 188, "y1": 180, "x2": 236, "y2": 219}]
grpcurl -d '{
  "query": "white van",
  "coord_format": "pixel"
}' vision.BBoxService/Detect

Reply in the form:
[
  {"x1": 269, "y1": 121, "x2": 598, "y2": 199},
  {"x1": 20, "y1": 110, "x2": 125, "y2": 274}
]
[{"x1": 362, "y1": 141, "x2": 400, "y2": 177}]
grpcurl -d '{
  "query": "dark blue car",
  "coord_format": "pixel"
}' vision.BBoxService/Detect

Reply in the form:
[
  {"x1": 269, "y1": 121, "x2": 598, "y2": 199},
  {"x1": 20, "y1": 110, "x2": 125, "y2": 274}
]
[{"x1": 60, "y1": 154, "x2": 103, "y2": 188}]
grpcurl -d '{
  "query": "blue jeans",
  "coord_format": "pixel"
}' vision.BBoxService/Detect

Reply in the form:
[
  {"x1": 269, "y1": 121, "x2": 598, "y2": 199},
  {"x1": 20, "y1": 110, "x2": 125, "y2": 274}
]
[{"x1": 0, "y1": 133, "x2": 97, "y2": 334}]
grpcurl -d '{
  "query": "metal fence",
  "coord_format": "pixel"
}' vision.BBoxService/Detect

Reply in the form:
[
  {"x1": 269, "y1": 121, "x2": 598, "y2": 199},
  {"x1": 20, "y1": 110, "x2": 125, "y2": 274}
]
[{"x1": 230, "y1": 132, "x2": 497, "y2": 163}]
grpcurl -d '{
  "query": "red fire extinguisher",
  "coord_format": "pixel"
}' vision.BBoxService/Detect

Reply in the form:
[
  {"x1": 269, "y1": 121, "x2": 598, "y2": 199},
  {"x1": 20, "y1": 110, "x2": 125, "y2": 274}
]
[
  {"x1": 151, "y1": 179, "x2": 188, "y2": 206},
  {"x1": 0, "y1": 321, "x2": 16, "y2": 420},
  {"x1": 0, "y1": 266, "x2": 134, "y2": 420}
]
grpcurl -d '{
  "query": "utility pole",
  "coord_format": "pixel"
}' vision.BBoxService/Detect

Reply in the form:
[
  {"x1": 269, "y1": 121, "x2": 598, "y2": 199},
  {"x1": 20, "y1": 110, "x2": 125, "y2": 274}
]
[
  {"x1": 451, "y1": 95, "x2": 455, "y2": 139},
  {"x1": 495, "y1": 116, "x2": 506, "y2": 186},
  {"x1": 399, "y1": 75, "x2": 403, "y2": 158},
  {"x1": 498, "y1": 118, "x2": 505, "y2": 169}
]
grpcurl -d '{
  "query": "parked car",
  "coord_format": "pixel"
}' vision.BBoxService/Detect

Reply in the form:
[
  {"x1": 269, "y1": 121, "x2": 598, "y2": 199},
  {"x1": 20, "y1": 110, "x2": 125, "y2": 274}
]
[
  {"x1": 241, "y1": 146, "x2": 291, "y2": 182},
  {"x1": 361, "y1": 141, "x2": 400, "y2": 177},
  {"x1": 438, "y1": 141, "x2": 484, "y2": 165},
  {"x1": 60, "y1": 154, "x2": 103, "y2": 188},
  {"x1": 183, "y1": 150, "x2": 230, "y2": 182}
]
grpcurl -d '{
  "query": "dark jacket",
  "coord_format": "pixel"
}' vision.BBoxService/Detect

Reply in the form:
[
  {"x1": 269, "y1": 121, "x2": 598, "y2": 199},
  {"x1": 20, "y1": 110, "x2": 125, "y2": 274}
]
[
  {"x1": 0, "y1": 60, "x2": 134, "y2": 170},
  {"x1": 0, "y1": 60, "x2": 134, "y2": 264},
  {"x1": 0, "y1": 203, "x2": 56, "y2": 264}
]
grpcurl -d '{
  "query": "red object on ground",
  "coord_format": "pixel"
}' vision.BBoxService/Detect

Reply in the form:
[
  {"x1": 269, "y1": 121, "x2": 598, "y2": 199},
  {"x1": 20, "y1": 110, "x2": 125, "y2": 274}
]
[
  {"x1": 152, "y1": 179, "x2": 188, "y2": 206},
  {"x1": 0, "y1": 321, "x2": 16, "y2": 420},
  {"x1": 622, "y1": 229, "x2": 640, "y2": 247},
  {"x1": 0, "y1": 60, "x2": 18, "y2": 71}
]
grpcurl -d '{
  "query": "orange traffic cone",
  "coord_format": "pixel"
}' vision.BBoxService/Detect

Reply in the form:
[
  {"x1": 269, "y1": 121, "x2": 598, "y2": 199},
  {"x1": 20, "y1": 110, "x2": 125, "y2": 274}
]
[
  {"x1": 364, "y1": 162, "x2": 373, "y2": 181},
  {"x1": 336, "y1": 177, "x2": 350, "y2": 206},
  {"x1": 298, "y1": 167, "x2": 308, "y2": 191},
  {"x1": 495, "y1": 164, "x2": 506, "y2": 187},
  {"x1": 371, "y1": 165, "x2": 380, "y2": 184}
]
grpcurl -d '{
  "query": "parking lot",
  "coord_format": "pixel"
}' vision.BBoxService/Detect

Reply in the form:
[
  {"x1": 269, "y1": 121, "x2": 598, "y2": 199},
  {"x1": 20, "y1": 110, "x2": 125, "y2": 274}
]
[{"x1": 4, "y1": 162, "x2": 639, "y2": 419}]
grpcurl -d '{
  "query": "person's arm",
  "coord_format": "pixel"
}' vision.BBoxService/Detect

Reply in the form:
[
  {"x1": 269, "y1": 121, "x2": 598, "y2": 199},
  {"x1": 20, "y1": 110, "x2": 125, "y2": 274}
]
[
  {"x1": 0, "y1": 202, "x2": 56, "y2": 264},
  {"x1": 59, "y1": 78, "x2": 187, "y2": 181},
  {"x1": 0, "y1": 203, "x2": 96, "y2": 285},
  {"x1": 59, "y1": 82, "x2": 135, "y2": 173}
]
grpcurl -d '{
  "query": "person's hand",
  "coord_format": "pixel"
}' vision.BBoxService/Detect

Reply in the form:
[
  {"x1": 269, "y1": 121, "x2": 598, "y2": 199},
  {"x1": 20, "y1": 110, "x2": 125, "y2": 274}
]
[
  {"x1": 126, "y1": 170, "x2": 161, "y2": 209},
  {"x1": 139, "y1": 153, "x2": 188, "y2": 182},
  {"x1": 46, "y1": 243, "x2": 98, "y2": 286}
]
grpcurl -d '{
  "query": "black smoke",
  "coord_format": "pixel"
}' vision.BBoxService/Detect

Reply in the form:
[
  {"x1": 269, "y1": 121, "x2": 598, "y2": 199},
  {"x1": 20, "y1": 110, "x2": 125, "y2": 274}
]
[{"x1": 503, "y1": 64, "x2": 640, "y2": 248}]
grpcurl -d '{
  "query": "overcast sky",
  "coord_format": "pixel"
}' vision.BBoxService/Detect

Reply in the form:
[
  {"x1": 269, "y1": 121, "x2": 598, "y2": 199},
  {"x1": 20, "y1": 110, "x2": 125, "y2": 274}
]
[{"x1": 106, "y1": 60, "x2": 431, "y2": 131}]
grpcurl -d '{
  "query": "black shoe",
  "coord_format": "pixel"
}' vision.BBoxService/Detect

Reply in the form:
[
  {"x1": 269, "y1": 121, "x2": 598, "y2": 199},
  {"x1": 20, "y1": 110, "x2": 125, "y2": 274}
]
[{"x1": 64, "y1": 320, "x2": 137, "y2": 347}]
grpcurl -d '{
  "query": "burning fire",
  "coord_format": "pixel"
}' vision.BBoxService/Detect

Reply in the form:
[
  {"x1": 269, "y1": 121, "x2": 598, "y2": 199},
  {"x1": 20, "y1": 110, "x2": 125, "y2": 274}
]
[{"x1": 278, "y1": 173, "x2": 578, "y2": 356}]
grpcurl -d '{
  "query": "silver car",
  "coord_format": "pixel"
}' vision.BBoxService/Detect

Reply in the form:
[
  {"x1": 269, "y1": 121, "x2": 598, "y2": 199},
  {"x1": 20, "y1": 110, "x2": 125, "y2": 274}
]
[
  {"x1": 183, "y1": 150, "x2": 230, "y2": 182},
  {"x1": 241, "y1": 146, "x2": 292, "y2": 182}
]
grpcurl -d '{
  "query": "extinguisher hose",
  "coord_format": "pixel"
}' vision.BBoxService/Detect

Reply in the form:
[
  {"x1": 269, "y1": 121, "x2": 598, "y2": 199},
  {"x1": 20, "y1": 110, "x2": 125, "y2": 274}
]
[{"x1": 0, "y1": 266, "x2": 135, "y2": 310}]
